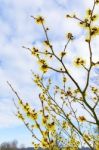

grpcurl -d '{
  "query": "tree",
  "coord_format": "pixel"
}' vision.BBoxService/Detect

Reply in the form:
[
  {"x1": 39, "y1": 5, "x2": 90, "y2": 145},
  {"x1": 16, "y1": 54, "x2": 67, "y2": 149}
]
[
  {"x1": 8, "y1": 0, "x2": 99, "y2": 150},
  {"x1": 0, "y1": 140, "x2": 18, "y2": 150}
]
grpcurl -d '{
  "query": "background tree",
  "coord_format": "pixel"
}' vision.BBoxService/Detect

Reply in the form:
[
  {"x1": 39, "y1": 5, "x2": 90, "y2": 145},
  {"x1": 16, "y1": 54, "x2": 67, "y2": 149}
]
[
  {"x1": 0, "y1": 140, "x2": 18, "y2": 150},
  {"x1": 8, "y1": 0, "x2": 99, "y2": 150}
]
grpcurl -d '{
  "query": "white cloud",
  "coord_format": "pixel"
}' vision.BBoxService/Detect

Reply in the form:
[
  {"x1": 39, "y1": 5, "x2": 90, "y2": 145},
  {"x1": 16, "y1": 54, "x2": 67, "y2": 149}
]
[{"x1": 0, "y1": 98, "x2": 22, "y2": 128}]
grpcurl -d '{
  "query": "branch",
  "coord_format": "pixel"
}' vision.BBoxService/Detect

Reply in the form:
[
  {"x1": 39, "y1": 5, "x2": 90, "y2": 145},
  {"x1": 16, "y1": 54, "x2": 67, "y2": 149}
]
[{"x1": 7, "y1": 81, "x2": 21, "y2": 100}]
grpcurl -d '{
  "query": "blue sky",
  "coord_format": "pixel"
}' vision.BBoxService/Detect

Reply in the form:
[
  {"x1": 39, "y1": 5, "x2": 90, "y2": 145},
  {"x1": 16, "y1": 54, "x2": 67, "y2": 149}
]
[{"x1": 0, "y1": 0, "x2": 99, "y2": 147}]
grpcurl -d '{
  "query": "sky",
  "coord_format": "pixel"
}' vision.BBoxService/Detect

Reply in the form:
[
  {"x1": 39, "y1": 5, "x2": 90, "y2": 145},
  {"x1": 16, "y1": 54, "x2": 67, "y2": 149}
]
[{"x1": 0, "y1": 0, "x2": 99, "y2": 148}]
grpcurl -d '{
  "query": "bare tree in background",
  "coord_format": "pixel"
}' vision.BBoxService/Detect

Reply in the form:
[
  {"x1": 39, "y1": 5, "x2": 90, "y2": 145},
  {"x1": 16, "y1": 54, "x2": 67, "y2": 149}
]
[{"x1": 0, "y1": 140, "x2": 18, "y2": 150}]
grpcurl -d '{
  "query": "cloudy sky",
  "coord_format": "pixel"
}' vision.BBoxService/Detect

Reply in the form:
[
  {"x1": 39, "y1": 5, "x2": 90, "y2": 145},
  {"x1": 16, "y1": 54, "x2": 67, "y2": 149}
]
[{"x1": 0, "y1": 0, "x2": 99, "y2": 147}]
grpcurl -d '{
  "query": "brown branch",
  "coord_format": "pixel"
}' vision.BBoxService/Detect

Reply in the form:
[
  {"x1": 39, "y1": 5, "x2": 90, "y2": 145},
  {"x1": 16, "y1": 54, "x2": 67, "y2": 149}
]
[{"x1": 7, "y1": 81, "x2": 21, "y2": 100}]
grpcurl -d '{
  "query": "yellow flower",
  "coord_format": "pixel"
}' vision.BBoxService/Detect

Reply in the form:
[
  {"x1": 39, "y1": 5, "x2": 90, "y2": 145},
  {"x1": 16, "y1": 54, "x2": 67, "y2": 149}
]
[
  {"x1": 96, "y1": 0, "x2": 99, "y2": 4},
  {"x1": 85, "y1": 38, "x2": 90, "y2": 43},
  {"x1": 17, "y1": 112, "x2": 24, "y2": 120},
  {"x1": 47, "y1": 122, "x2": 56, "y2": 131},
  {"x1": 60, "y1": 51, "x2": 67, "y2": 58},
  {"x1": 67, "y1": 33, "x2": 74, "y2": 40},
  {"x1": 91, "y1": 87, "x2": 98, "y2": 93},
  {"x1": 91, "y1": 15, "x2": 98, "y2": 22},
  {"x1": 79, "y1": 18, "x2": 90, "y2": 28},
  {"x1": 91, "y1": 26, "x2": 99, "y2": 37},
  {"x1": 31, "y1": 47, "x2": 39, "y2": 56},
  {"x1": 31, "y1": 112, "x2": 38, "y2": 120},
  {"x1": 78, "y1": 116, "x2": 86, "y2": 122},
  {"x1": 49, "y1": 140, "x2": 55, "y2": 147},
  {"x1": 83, "y1": 134, "x2": 91, "y2": 141},
  {"x1": 85, "y1": 9, "x2": 98, "y2": 21},
  {"x1": 41, "y1": 137, "x2": 49, "y2": 148},
  {"x1": 95, "y1": 138, "x2": 99, "y2": 150},
  {"x1": 18, "y1": 99, "x2": 23, "y2": 105},
  {"x1": 35, "y1": 16, "x2": 44, "y2": 24},
  {"x1": 38, "y1": 59, "x2": 48, "y2": 73},
  {"x1": 43, "y1": 40, "x2": 52, "y2": 48},
  {"x1": 66, "y1": 14, "x2": 71, "y2": 18},
  {"x1": 74, "y1": 89, "x2": 79, "y2": 94},
  {"x1": 33, "y1": 143, "x2": 39, "y2": 150},
  {"x1": 65, "y1": 89, "x2": 72, "y2": 96},
  {"x1": 40, "y1": 63, "x2": 48, "y2": 73},
  {"x1": 62, "y1": 121, "x2": 69, "y2": 129},
  {"x1": 38, "y1": 59, "x2": 46, "y2": 65},
  {"x1": 73, "y1": 57, "x2": 86, "y2": 67},
  {"x1": 86, "y1": 9, "x2": 92, "y2": 16},
  {"x1": 23, "y1": 103, "x2": 30, "y2": 112},
  {"x1": 63, "y1": 77, "x2": 67, "y2": 83},
  {"x1": 42, "y1": 130, "x2": 49, "y2": 137},
  {"x1": 42, "y1": 115, "x2": 48, "y2": 125}
]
